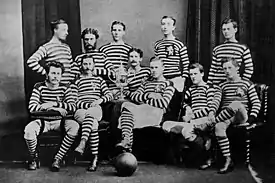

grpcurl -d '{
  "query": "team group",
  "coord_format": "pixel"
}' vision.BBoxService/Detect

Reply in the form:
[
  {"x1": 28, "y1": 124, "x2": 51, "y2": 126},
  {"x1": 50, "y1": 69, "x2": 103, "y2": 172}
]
[{"x1": 24, "y1": 16, "x2": 261, "y2": 174}]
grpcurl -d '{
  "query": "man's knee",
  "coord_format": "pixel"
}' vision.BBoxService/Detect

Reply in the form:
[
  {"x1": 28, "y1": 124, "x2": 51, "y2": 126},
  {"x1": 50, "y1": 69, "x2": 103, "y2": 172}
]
[
  {"x1": 74, "y1": 109, "x2": 86, "y2": 124},
  {"x1": 24, "y1": 120, "x2": 41, "y2": 140},
  {"x1": 65, "y1": 120, "x2": 80, "y2": 136},
  {"x1": 229, "y1": 101, "x2": 243, "y2": 112},
  {"x1": 215, "y1": 122, "x2": 227, "y2": 137},
  {"x1": 86, "y1": 106, "x2": 103, "y2": 121}
]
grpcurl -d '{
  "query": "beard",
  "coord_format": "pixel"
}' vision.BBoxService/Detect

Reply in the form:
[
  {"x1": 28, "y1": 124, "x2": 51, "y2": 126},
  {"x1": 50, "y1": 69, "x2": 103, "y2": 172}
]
[{"x1": 84, "y1": 44, "x2": 96, "y2": 52}]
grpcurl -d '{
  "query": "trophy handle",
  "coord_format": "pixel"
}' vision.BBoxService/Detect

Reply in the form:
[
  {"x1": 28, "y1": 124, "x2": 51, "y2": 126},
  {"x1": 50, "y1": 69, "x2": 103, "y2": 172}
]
[{"x1": 108, "y1": 68, "x2": 117, "y2": 84}]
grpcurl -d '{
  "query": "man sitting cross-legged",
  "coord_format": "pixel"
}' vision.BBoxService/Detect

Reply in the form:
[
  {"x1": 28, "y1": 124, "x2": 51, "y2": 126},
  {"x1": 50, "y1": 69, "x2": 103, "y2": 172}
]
[
  {"x1": 213, "y1": 57, "x2": 261, "y2": 174},
  {"x1": 73, "y1": 56, "x2": 113, "y2": 171},
  {"x1": 24, "y1": 61, "x2": 79, "y2": 172},
  {"x1": 162, "y1": 63, "x2": 218, "y2": 168},
  {"x1": 116, "y1": 57, "x2": 176, "y2": 152}
]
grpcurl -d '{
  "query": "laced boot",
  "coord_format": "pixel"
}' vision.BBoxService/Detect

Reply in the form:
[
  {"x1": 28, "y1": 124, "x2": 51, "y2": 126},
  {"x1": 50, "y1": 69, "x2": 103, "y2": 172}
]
[
  {"x1": 87, "y1": 155, "x2": 98, "y2": 172},
  {"x1": 218, "y1": 156, "x2": 234, "y2": 174},
  {"x1": 51, "y1": 158, "x2": 62, "y2": 172}
]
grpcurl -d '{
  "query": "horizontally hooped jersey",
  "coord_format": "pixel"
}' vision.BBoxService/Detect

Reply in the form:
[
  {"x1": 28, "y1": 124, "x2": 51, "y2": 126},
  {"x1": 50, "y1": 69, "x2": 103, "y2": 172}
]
[{"x1": 154, "y1": 38, "x2": 189, "y2": 79}]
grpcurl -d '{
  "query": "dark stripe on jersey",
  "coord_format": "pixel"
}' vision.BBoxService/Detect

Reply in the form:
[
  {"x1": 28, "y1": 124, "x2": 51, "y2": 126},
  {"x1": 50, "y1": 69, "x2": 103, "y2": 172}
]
[
  {"x1": 216, "y1": 80, "x2": 261, "y2": 117},
  {"x1": 130, "y1": 80, "x2": 175, "y2": 110},
  {"x1": 208, "y1": 42, "x2": 253, "y2": 85},
  {"x1": 99, "y1": 43, "x2": 132, "y2": 90},
  {"x1": 27, "y1": 42, "x2": 77, "y2": 84},
  {"x1": 154, "y1": 39, "x2": 189, "y2": 79},
  {"x1": 29, "y1": 82, "x2": 76, "y2": 112},
  {"x1": 184, "y1": 84, "x2": 215, "y2": 119},
  {"x1": 73, "y1": 75, "x2": 113, "y2": 109},
  {"x1": 99, "y1": 43, "x2": 132, "y2": 69},
  {"x1": 127, "y1": 67, "x2": 151, "y2": 92}
]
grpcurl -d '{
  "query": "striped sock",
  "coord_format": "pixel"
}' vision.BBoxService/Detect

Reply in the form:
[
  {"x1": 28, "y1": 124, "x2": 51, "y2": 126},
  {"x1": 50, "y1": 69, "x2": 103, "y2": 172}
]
[
  {"x1": 81, "y1": 115, "x2": 95, "y2": 142},
  {"x1": 25, "y1": 139, "x2": 37, "y2": 159},
  {"x1": 120, "y1": 107, "x2": 134, "y2": 144},
  {"x1": 88, "y1": 130, "x2": 99, "y2": 155},
  {"x1": 55, "y1": 134, "x2": 75, "y2": 160},
  {"x1": 216, "y1": 107, "x2": 235, "y2": 123},
  {"x1": 217, "y1": 136, "x2": 231, "y2": 157}
]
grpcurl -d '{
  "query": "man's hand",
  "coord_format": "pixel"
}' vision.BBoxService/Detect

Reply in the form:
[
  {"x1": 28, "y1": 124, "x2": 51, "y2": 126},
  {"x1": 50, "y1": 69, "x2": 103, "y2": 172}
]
[
  {"x1": 207, "y1": 111, "x2": 216, "y2": 127},
  {"x1": 208, "y1": 111, "x2": 216, "y2": 123},
  {"x1": 49, "y1": 107, "x2": 68, "y2": 117},
  {"x1": 91, "y1": 98, "x2": 103, "y2": 107},
  {"x1": 40, "y1": 102, "x2": 56, "y2": 110}
]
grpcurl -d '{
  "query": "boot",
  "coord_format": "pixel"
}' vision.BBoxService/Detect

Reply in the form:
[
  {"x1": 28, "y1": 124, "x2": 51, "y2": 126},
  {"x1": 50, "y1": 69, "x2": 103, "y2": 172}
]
[
  {"x1": 87, "y1": 155, "x2": 98, "y2": 172},
  {"x1": 115, "y1": 138, "x2": 132, "y2": 153},
  {"x1": 27, "y1": 158, "x2": 40, "y2": 170},
  {"x1": 218, "y1": 156, "x2": 234, "y2": 174},
  {"x1": 51, "y1": 158, "x2": 61, "y2": 172},
  {"x1": 75, "y1": 139, "x2": 86, "y2": 155},
  {"x1": 199, "y1": 158, "x2": 213, "y2": 170}
]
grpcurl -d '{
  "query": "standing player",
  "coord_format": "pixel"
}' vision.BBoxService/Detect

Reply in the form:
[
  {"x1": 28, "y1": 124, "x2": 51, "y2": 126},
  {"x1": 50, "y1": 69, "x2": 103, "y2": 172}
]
[
  {"x1": 99, "y1": 21, "x2": 133, "y2": 92},
  {"x1": 74, "y1": 28, "x2": 112, "y2": 78},
  {"x1": 24, "y1": 61, "x2": 79, "y2": 172},
  {"x1": 213, "y1": 58, "x2": 260, "y2": 174},
  {"x1": 208, "y1": 18, "x2": 254, "y2": 85},
  {"x1": 27, "y1": 19, "x2": 78, "y2": 85},
  {"x1": 154, "y1": 16, "x2": 189, "y2": 92},
  {"x1": 73, "y1": 56, "x2": 113, "y2": 171}
]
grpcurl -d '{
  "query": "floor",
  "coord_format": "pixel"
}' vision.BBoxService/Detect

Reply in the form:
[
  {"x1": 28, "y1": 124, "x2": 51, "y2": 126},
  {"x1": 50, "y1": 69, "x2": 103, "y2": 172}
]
[{"x1": 0, "y1": 162, "x2": 257, "y2": 183}]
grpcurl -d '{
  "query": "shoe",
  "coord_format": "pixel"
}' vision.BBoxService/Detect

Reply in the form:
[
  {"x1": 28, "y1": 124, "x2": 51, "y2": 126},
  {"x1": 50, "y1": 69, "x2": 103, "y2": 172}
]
[
  {"x1": 115, "y1": 138, "x2": 132, "y2": 153},
  {"x1": 199, "y1": 158, "x2": 213, "y2": 170},
  {"x1": 218, "y1": 157, "x2": 234, "y2": 174},
  {"x1": 87, "y1": 155, "x2": 98, "y2": 172},
  {"x1": 51, "y1": 158, "x2": 61, "y2": 172},
  {"x1": 75, "y1": 140, "x2": 86, "y2": 155},
  {"x1": 27, "y1": 158, "x2": 40, "y2": 170}
]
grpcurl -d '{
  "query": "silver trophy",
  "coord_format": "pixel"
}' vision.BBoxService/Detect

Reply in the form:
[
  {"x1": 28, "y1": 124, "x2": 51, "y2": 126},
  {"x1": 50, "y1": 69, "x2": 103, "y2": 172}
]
[{"x1": 108, "y1": 62, "x2": 134, "y2": 100}]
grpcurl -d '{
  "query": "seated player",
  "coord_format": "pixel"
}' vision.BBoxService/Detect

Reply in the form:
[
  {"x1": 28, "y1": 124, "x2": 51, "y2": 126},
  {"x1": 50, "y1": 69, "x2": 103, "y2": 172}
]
[
  {"x1": 162, "y1": 63, "x2": 217, "y2": 168},
  {"x1": 213, "y1": 57, "x2": 261, "y2": 174},
  {"x1": 24, "y1": 61, "x2": 79, "y2": 172},
  {"x1": 123, "y1": 47, "x2": 151, "y2": 98},
  {"x1": 73, "y1": 56, "x2": 113, "y2": 171},
  {"x1": 116, "y1": 57, "x2": 176, "y2": 152}
]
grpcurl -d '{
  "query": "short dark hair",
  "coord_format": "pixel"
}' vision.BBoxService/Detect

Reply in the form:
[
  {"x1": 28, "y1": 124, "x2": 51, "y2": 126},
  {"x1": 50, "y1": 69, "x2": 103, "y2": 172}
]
[
  {"x1": 45, "y1": 61, "x2": 65, "y2": 74},
  {"x1": 129, "y1": 47, "x2": 143, "y2": 58},
  {"x1": 189, "y1": 63, "x2": 204, "y2": 73},
  {"x1": 150, "y1": 56, "x2": 164, "y2": 65},
  {"x1": 50, "y1": 19, "x2": 67, "y2": 33},
  {"x1": 81, "y1": 28, "x2": 99, "y2": 39},
  {"x1": 80, "y1": 55, "x2": 94, "y2": 73},
  {"x1": 111, "y1": 21, "x2": 126, "y2": 31},
  {"x1": 221, "y1": 18, "x2": 238, "y2": 29},
  {"x1": 161, "y1": 16, "x2": 176, "y2": 26},
  {"x1": 221, "y1": 57, "x2": 239, "y2": 67}
]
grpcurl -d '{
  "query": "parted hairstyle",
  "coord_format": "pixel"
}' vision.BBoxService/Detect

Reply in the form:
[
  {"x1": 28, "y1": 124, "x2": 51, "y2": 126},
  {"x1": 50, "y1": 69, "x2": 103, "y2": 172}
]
[
  {"x1": 45, "y1": 61, "x2": 65, "y2": 74},
  {"x1": 81, "y1": 28, "x2": 99, "y2": 39},
  {"x1": 50, "y1": 19, "x2": 67, "y2": 33}
]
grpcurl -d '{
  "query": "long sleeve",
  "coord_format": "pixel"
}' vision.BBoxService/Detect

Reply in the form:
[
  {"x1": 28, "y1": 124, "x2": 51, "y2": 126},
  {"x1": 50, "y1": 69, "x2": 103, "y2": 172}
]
[
  {"x1": 55, "y1": 86, "x2": 76, "y2": 112},
  {"x1": 241, "y1": 47, "x2": 254, "y2": 80},
  {"x1": 180, "y1": 45, "x2": 189, "y2": 79},
  {"x1": 248, "y1": 84, "x2": 261, "y2": 117},
  {"x1": 100, "y1": 79, "x2": 113, "y2": 103},
  {"x1": 129, "y1": 83, "x2": 148, "y2": 104},
  {"x1": 145, "y1": 86, "x2": 175, "y2": 109},
  {"x1": 28, "y1": 85, "x2": 43, "y2": 112},
  {"x1": 26, "y1": 46, "x2": 47, "y2": 75},
  {"x1": 210, "y1": 85, "x2": 222, "y2": 114}
]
